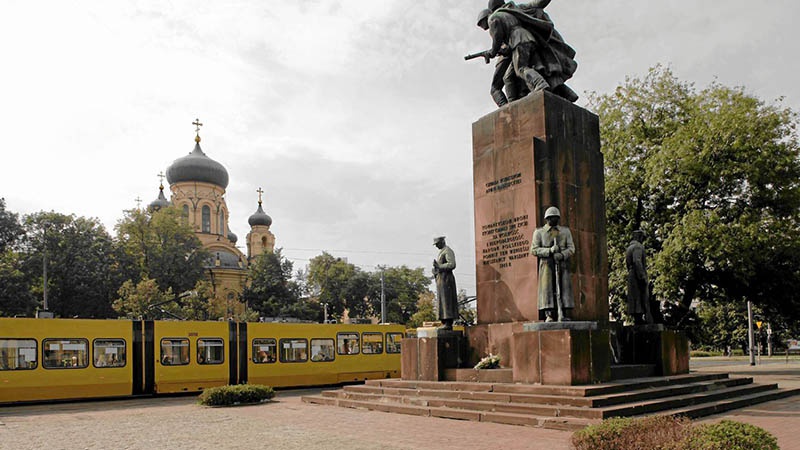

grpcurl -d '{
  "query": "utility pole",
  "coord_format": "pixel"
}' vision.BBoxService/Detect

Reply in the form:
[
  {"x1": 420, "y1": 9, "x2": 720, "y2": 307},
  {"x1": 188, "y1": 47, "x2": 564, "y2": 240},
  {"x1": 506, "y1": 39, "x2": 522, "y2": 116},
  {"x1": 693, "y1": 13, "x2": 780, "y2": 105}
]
[
  {"x1": 747, "y1": 300, "x2": 756, "y2": 366},
  {"x1": 322, "y1": 302, "x2": 329, "y2": 323},
  {"x1": 380, "y1": 269, "x2": 386, "y2": 324},
  {"x1": 42, "y1": 223, "x2": 49, "y2": 312}
]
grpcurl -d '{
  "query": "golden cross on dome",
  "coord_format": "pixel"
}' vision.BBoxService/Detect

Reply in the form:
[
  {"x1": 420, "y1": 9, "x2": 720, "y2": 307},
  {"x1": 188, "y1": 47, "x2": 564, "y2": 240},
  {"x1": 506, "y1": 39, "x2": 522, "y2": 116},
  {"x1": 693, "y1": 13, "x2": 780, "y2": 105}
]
[
  {"x1": 192, "y1": 118, "x2": 203, "y2": 142},
  {"x1": 256, "y1": 187, "x2": 264, "y2": 205},
  {"x1": 157, "y1": 171, "x2": 165, "y2": 186},
  {"x1": 135, "y1": 197, "x2": 142, "y2": 209}
]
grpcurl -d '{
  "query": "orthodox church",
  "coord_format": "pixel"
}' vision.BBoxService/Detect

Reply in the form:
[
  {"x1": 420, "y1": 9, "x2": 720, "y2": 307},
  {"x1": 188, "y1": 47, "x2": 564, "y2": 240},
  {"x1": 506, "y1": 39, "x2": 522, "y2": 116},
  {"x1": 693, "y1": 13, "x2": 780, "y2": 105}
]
[{"x1": 148, "y1": 120, "x2": 275, "y2": 315}]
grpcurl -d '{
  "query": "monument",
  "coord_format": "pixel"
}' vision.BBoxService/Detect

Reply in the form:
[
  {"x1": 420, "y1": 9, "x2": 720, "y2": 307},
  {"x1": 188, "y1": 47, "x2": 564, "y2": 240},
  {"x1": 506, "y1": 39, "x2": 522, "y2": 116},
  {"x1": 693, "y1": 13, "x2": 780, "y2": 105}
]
[{"x1": 401, "y1": 1, "x2": 688, "y2": 385}]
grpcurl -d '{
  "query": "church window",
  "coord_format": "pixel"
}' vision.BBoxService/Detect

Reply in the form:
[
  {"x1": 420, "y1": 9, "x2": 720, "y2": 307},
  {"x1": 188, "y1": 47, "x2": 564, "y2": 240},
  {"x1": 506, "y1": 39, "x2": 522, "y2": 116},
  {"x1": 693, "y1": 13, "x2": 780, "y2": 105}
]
[
  {"x1": 182, "y1": 204, "x2": 189, "y2": 219},
  {"x1": 261, "y1": 236, "x2": 267, "y2": 248},
  {"x1": 219, "y1": 211, "x2": 225, "y2": 236},
  {"x1": 202, "y1": 206, "x2": 211, "y2": 233}
]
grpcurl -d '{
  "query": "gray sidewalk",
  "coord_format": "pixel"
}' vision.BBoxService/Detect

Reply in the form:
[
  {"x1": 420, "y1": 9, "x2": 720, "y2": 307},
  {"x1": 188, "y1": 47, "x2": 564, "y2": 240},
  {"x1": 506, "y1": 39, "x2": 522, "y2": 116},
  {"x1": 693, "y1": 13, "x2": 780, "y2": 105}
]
[{"x1": 0, "y1": 361, "x2": 797, "y2": 450}]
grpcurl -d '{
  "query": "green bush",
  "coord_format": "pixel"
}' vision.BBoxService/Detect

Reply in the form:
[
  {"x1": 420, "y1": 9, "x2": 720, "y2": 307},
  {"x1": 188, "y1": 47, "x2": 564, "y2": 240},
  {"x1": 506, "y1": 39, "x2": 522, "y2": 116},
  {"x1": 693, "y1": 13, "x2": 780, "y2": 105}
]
[
  {"x1": 198, "y1": 384, "x2": 275, "y2": 407},
  {"x1": 572, "y1": 415, "x2": 692, "y2": 450},
  {"x1": 572, "y1": 417, "x2": 777, "y2": 450},
  {"x1": 691, "y1": 350, "x2": 713, "y2": 357},
  {"x1": 683, "y1": 420, "x2": 779, "y2": 450}
]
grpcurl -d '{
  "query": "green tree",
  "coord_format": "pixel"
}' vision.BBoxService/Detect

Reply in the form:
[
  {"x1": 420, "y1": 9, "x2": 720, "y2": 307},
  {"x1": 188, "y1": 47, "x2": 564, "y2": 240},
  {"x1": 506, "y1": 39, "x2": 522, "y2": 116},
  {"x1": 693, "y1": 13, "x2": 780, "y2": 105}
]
[
  {"x1": 0, "y1": 198, "x2": 24, "y2": 252},
  {"x1": 242, "y1": 249, "x2": 315, "y2": 320},
  {"x1": 0, "y1": 250, "x2": 36, "y2": 316},
  {"x1": 0, "y1": 199, "x2": 35, "y2": 316},
  {"x1": 407, "y1": 291, "x2": 436, "y2": 328},
  {"x1": 593, "y1": 65, "x2": 800, "y2": 324},
  {"x1": 115, "y1": 207, "x2": 209, "y2": 296},
  {"x1": 307, "y1": 252, "x2": 360, "y2": 320},
  {"x1": 369, "y1": 266, "x2": 431, "y2": 324},
  {"x1": 113, "y1": 277, "x2": 176, "y2": 319},
  {"x1": 22, "y1": 212, "x2": 121, "y2": 318}
]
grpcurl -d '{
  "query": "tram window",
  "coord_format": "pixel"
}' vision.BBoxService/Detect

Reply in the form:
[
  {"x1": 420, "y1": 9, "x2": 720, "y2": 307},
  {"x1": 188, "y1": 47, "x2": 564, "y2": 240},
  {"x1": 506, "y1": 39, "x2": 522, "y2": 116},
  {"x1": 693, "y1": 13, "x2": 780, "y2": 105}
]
[
  {"x1": 197, "y1": 338, "x2": 224, "y2": 365},
  {"x1": 337, "y1": 333, "x2": 359, "y2": 355},
  {"x1": 0, "y1": 339, "x2": 37, "y2": 370},
  {"x1": 161, "y1": 338, "x2": 190, "y2": 365},
  {"x1": 252, "y1": 338, "x2": 277, "y2": 363},
  {"x1": 278, "y1": 338, "x2": 308, "y2": 363},
  {"x1": 362, "y1": 332, "x2": 383, "y2": 354},
  {"x1": 310, "y1": 339, "x2": 335, "y2": 362},
  {"x1": 93, "y1": 339, "x2": 126, "y2": 368},
  {"x1": 386, "y1": 333, "x2": 403, "y2": 354},
  {"x1": 42, "y1": 339, "x2": 89, "y2": 369}
]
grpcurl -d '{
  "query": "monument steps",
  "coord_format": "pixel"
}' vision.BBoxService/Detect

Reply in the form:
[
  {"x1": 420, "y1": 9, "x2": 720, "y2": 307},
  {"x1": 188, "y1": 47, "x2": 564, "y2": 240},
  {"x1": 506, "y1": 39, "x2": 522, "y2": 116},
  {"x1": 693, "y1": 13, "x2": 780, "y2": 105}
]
[
  {"x1": 647, "y1": 386, "x2": 800, "y2": 419},
  {"x1": 610, "y1": 364, "x2": 656, "y2": 380},
  {"x1": 301, "y1": 373, "x2": 799, "y2": 429}
]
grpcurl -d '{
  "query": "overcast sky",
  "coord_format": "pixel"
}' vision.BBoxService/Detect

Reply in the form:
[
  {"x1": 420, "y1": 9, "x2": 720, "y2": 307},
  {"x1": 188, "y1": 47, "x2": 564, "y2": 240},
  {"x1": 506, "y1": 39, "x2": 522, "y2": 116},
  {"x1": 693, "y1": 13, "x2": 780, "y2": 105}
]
[{"x1": 2, "y1": 1, "x2": 799, "y2": 296}]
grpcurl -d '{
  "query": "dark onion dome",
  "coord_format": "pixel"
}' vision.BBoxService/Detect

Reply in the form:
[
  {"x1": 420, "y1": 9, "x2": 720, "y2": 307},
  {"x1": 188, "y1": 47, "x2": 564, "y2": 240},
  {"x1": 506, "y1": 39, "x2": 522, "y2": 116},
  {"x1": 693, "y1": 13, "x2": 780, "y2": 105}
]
[
  {"x1": 248, "y1": 202, "x2": 272, "y2": 227},
  {"x1": 227, "y1": 230, "x2": 238, "y2": 244},
  {"x1": 166, "y1": 140, "x2": 229, "y2": 189},
  {"x1": 207, "y1": 250, "x2": 245, "y2": 270},
  {"x1": 148, "y1": 185, "x2": 170, "y2": 211}
]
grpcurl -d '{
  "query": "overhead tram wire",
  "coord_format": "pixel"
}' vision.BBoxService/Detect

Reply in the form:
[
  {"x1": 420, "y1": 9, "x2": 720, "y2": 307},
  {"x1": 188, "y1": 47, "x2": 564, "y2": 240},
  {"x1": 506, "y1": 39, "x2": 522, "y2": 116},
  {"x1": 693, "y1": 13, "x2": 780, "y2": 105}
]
[{"x1": 281, "y1": 247, "x2": 431, "y2": 257}]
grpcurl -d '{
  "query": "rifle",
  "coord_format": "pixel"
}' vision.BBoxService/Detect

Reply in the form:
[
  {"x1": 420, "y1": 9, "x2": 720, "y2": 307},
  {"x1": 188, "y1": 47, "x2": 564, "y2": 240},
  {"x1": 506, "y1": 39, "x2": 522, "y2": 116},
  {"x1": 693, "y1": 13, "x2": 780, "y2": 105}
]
[
  {"x1": 464, "y1": 50, "x2": 491, "y2": 64},
  {"x1": 554, "y1": 257, "x2": 565, "y2": 321}
]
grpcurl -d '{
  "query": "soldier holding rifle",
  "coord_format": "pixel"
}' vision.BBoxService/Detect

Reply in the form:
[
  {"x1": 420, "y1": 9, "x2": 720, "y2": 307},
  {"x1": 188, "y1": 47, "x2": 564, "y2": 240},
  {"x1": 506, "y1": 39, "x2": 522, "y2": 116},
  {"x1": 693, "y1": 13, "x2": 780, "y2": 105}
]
[{"x1": 530, "y1": 207, "x2": 575, "y2": 322}]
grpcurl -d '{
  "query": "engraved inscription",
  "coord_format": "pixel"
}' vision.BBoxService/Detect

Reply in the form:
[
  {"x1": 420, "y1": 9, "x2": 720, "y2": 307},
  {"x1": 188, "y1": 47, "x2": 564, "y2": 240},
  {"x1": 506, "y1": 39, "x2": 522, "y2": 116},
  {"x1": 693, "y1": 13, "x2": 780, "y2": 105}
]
[
  {"x1": 480, "y1": 215, "x2": 530, "y2": 268},
  {"x1": 485, "y1": 172, "x2": 522, "y2": 194}
]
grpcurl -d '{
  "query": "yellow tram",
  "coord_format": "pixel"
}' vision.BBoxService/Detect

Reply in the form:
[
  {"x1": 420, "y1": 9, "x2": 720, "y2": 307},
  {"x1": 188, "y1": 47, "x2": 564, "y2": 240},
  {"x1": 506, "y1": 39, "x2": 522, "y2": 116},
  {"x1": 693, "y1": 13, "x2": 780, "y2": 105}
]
[{"x1": 0, "y1": 318, "x2": 404, "y2": 404}]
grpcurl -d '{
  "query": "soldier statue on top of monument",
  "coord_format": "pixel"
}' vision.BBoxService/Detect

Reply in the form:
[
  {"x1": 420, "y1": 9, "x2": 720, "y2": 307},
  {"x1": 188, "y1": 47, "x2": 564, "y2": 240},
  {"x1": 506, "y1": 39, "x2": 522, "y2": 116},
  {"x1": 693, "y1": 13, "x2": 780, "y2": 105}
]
[
  {"x1": 467, "y1": 0, "x2": 579, "y2": 106},
  {"x1": 530, "y1": 207, "x2": 575, "y2": 322}
]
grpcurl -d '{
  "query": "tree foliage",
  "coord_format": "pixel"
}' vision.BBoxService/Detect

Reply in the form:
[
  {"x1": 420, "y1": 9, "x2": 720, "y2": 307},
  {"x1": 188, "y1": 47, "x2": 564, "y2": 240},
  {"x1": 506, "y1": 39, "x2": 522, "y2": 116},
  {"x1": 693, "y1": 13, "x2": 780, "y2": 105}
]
[
  {"x1": 242, "y1": 249, "x2": 315, "y2": 320},
  {"x1": 115, "y1": 207, "x2": 209, "y2": 296},
  {"x1": 22, "y1": 212, "x2": 121, "y2": 318},
  {"x1": 593, "y1": 65, "x2": 800, "y2": 325},
  {"x1": 407, "y1": 291, "x2": 436, "y2": 328},
  {"x1": 0, "y1": 198, "x2": 23, "y2": 252}
]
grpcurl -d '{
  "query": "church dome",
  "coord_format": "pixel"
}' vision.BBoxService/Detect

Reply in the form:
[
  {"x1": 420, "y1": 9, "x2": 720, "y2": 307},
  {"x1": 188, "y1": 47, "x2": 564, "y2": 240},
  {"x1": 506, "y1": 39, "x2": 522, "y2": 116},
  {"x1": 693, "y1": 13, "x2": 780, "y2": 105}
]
[
  {"x1": 248, "y1": 203, "x2": 272, "y2": 227},
  {"x1": 228, "y1": 230, "x2": 238, "y2": 244},
  {"x1": 166, "y1": 140, "x2": 229, "y2": 189},
  {"x1": 148, "y1": 185, "x2": 170, "y2": 211}
]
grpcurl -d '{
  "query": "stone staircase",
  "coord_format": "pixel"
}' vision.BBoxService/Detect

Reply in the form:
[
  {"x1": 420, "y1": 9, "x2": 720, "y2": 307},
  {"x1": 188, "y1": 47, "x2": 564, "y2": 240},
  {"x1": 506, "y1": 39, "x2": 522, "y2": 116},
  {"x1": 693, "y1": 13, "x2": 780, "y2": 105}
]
[{"x1": 301, "y1": 372, "x2": 800, "y2": 431}]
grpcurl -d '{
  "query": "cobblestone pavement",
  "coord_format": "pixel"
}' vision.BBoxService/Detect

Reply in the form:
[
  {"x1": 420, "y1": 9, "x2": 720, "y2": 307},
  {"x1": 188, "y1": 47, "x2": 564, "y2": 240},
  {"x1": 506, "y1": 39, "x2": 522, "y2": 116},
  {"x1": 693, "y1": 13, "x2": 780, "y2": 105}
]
[
  {"x1": 1, "y1": 361, "x2": 797, "y2": 450},
  {"x1": 693, "y1": 360, "x2": 800, "y2": 450},
  {"x1": 0, "y1": 388, "x2": 572, "y2": 450}
]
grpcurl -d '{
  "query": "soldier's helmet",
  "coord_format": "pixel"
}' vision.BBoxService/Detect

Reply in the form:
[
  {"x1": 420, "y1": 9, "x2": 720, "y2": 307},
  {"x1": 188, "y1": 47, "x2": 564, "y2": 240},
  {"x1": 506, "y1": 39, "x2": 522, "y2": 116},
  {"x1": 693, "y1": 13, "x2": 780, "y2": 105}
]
[
  {"x1": 488, "y1": 0, "x2": 505, "y2": 12},
  {"x1": 544, "y1": 206, "x2": 561, "y2": 219},
  {"x1": 476, "y1": 8, "x2": 491, "y2": 27}
]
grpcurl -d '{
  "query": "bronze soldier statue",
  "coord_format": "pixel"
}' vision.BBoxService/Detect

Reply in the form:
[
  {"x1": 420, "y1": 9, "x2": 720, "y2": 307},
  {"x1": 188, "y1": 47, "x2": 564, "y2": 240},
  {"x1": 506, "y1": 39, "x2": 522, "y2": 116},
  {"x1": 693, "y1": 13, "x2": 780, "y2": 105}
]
[
  {"x1": 433, "y1": 236, "x2": 458, "y2": 330},
  {"x1": 476, "y1": 8, "x2": 528, "y2": 107},
  {"x1": 530, "y1": 207, "x2": 575, "y2": 321},
  {"x1": 626, "y1": 230, "x2": 653, "y2": 324},
  {"x1": 476, "y1": 0, "x2": 579, "y2": 103}
]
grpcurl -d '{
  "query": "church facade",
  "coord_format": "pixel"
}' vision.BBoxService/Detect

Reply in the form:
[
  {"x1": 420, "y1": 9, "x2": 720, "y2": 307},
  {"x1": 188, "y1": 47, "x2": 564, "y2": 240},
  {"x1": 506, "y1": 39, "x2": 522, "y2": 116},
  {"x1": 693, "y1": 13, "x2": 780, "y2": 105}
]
[{"x1": 148, "y1": 122, "x2": 275, "y2": 318}]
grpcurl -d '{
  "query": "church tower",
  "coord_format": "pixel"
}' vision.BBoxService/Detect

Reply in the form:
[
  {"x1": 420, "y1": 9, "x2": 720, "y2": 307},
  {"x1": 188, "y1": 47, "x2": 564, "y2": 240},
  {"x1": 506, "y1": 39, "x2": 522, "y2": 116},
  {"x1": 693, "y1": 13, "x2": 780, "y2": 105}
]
[
  {"x1": 246, "y1": 187, "x2": 275, "y2": 260},
  {"x1": 164, "y1": 119, "x2": 247, "y2": 315}
]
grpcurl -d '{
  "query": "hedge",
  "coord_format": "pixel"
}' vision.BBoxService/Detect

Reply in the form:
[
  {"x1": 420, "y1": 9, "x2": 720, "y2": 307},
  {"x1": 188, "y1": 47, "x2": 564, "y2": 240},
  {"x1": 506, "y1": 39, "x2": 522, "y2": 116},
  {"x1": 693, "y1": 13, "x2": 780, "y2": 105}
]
[
  {"x1": 572, "y1": 416, "x2": 778, "y2": 450},
  {"x1": 197, "y1": 384, "x2": 275, "y2": 407}
]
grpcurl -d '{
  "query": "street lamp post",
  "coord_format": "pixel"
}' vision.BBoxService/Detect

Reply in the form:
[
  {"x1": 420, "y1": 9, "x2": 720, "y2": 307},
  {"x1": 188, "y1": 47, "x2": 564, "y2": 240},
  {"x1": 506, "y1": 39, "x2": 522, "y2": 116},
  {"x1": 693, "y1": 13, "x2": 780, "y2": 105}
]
[
  {"x1": 42, "y1": 223, "x2": 49, "y2": 312},
  {"x1": 747, "y1": 300, "x2": 756, "y2": 366}
]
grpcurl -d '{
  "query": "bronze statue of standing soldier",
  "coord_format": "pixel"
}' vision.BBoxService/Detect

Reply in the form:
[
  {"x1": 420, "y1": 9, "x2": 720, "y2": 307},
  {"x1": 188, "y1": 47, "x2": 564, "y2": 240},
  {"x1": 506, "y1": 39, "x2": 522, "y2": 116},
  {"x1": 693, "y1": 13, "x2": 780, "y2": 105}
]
[
  {"x1": 433, "y1": 236, "x2": 459, "y2": 330},
  {"x1": 626, "y1": 230, "x2": 653, "y2": 324},
  {"x1": 530, "y1": 207, "x2": 575, "y2": 322}
]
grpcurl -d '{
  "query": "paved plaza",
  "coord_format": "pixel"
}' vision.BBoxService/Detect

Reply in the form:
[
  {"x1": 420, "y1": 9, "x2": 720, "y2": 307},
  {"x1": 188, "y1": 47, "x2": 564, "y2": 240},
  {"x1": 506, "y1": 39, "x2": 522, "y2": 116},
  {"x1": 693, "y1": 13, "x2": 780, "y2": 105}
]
[{"x1": 0, "y1": 360, "x2": 798, "y2": 450}]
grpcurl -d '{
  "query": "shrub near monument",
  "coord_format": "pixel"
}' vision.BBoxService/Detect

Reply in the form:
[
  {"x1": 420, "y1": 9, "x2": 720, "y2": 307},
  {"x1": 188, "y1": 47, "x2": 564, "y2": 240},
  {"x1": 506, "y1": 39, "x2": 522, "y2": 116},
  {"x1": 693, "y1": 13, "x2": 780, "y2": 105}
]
[{"x1": 571, "y1": 416, "x2": 779, "y2": 450}]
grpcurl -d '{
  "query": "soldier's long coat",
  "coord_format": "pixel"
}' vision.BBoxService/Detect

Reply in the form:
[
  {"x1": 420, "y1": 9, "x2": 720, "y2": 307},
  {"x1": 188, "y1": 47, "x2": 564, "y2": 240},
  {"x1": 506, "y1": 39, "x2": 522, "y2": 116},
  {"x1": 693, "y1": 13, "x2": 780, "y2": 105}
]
[
  {"x1": 435, "y1": 246, "x2": 459, "y2": 321},
  {"x1": 530, "y1": 225, "x2": 575, "y2": 311}
]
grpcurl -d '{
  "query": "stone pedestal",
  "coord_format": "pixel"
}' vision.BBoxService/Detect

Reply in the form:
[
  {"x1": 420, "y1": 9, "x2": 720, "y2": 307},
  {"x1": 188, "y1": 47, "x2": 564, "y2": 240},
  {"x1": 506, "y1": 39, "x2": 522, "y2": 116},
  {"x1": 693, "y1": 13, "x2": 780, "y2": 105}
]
[
  {"x1": 615, "y1": 325, "x2": 690, "y2": 376},
  {"x1": 512, "y1": 322, "x2": 610, "y2": 385},
  {"x1": 472, "y1": 91, "x2": 608, "y2": 325},
  {"x1": 401, "y1": 328, "x2": 465, "y2": 381}
]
